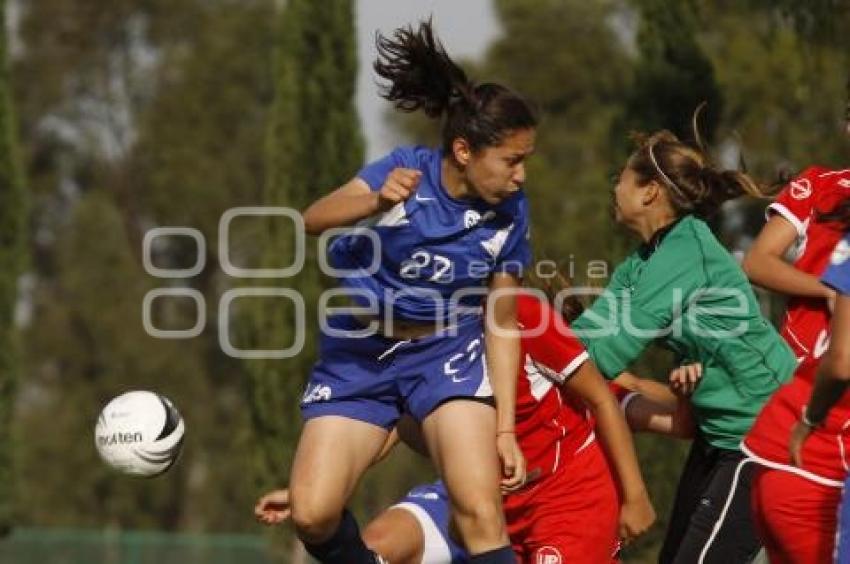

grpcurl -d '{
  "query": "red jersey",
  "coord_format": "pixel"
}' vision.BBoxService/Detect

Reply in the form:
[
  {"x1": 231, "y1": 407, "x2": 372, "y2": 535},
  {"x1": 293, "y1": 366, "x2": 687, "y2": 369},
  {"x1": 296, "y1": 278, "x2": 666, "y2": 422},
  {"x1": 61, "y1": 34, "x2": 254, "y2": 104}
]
[
  {"x1": 767, "y1": 166, "x2": 850, "y2": 381},
  {"x1": 515, "y1": 294, "x2": 592, "y2": 481},
  {"x1": 743, "y1": 166, "x2": 850, "y2": 485}
]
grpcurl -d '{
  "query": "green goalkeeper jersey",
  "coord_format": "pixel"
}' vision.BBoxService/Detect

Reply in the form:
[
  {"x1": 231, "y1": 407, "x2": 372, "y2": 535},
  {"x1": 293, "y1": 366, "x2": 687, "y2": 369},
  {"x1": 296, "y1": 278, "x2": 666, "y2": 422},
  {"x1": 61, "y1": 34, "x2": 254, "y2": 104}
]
[{"x1": 573, "y1": 215, "x2": 795, "y2": 450}]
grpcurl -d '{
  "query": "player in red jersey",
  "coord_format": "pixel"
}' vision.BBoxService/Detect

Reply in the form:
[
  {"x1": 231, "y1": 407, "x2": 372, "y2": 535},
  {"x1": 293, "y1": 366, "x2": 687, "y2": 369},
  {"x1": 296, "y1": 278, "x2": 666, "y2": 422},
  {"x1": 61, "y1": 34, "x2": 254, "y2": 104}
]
[
  {"x1": 745, "y1": 166, "x2": 847, "y2": 378},
  {"x1": 741, "y1": 157, "x2": 850, "y2": 561},
  {"x1": 498, "y1": 292, "x2": 655, "y2": 562}
]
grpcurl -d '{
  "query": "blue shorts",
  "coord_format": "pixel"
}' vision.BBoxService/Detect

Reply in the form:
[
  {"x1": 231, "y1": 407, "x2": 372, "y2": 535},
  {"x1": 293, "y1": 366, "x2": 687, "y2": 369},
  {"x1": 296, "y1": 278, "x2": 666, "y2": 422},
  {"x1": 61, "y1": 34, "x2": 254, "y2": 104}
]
[
  {"x1": 393, "y1": 481, "x2": 468, "y2": 563},
  {"x1": 836, "y1": 475, "x2": 850, "y2": 563},
  {"x1": 301, "y1": 314, "x2": 493, "y2": 428}
]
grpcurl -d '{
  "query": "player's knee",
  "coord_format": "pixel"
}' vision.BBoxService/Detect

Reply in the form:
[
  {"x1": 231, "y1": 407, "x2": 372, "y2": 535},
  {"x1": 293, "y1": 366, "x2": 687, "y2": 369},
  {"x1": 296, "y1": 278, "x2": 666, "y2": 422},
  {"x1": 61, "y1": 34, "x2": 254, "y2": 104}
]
[
  {"x1": 290, "y1": 498, "x2": 339, "y2": 543},
  {"x1": 362, "y1": 518, "x2": 395, "y2": 556},
  {"x1": 452, "y1": 497, "x2": 506, "y2": 541}
]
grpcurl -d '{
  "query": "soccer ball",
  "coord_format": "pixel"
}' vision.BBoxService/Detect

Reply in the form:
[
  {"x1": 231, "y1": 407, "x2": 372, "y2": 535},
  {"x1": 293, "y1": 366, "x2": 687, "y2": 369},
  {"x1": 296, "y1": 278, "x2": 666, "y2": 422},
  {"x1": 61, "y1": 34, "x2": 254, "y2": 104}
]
[{"x1": 94, "y1": 391, "x2": 185, "y2": 477}]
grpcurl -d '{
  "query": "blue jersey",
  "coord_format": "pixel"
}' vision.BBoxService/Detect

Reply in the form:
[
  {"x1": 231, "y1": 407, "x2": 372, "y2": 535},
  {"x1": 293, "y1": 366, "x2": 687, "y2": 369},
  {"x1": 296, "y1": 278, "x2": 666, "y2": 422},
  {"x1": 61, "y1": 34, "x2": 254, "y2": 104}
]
[
  {"x1": 823, "y1": 233, "x2": 850, "y2": 296},
  {"x1": 328, "y1": 146, "x2": 531, "y2": 322}
]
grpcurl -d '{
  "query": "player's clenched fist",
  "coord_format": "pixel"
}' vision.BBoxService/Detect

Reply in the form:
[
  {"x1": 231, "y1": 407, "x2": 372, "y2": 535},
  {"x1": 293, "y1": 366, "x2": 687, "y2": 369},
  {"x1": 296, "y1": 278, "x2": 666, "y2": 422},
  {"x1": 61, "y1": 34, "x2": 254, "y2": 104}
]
[
  {"x1": 378, "y1": 167, "x2": 421, "y2": 210},
  {"x1": 618, "y1": 492, "x2": 656, "y2": 545}
]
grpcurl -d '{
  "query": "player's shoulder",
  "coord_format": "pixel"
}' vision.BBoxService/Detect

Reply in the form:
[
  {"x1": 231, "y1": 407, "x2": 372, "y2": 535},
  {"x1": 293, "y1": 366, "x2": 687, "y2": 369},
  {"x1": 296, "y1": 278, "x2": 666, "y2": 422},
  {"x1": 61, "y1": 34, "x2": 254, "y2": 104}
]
[
  {"x1": 771, "y1": 166, "x2": 823, "y2": 202},
  {"x1": 517, "y1": 292, "x2": 576, "y2": 337},
  {"x1": 810, "y1": 166, "x2": 850, "y2": 181},
  {"x1": 661, "y1": 215, "x2": 717, "y2": 254},
  {"x1": 381, "y1": 145, "x2": 439, "y2": 169},
  {"x1": 789, "y1": 166, "x2": 850, "y2": 197},
  {"x1": 798, "y1": 165, "x2": 830, "y2": 181},
  {"x1": 358, "y1": 145, "x2": 439, "y2": 189},
  {"x1": 813, "y1": 167, "x2": 850, "y2": 199},
  {"x1": 647, "y1": 217, "x2": 734, "y2": 283},
  {"x1": 517, "y1": 292, "x2": 547, "y2": 327}
]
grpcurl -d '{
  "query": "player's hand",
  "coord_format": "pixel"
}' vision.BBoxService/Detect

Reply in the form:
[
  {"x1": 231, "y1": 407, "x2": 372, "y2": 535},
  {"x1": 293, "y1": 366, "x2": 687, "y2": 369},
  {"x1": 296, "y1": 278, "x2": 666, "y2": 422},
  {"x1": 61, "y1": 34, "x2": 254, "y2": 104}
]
[
  {"x1": 669, "y1": 363, "x2": 702, "y2": 397},
  {"x1": 618, "y1": 492, "x2": 656, "y2": 545},
  {"x1": 497, "y1": 432, "x2": 527, "y2": 492},
  {"x1": 789, "y1": 421, "x2": 813, "y2": 467},
  {"x1": 254, "y1": 489, "x2": 292, "y2": 525},
  {"x1": 378, "y1": 168, "x2": 421, "y2": 210}
]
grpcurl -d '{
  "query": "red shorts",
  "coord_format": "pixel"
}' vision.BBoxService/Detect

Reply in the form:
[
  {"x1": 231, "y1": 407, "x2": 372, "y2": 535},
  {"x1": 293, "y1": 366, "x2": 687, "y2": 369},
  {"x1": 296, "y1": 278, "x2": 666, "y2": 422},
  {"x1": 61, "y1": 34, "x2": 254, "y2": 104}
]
[
  {"x1": 503, "y1": 438, "x2": 620, "y2": 564},
  {"x1": 751, "y1": 465, "x2": 842, "y2": 564}
]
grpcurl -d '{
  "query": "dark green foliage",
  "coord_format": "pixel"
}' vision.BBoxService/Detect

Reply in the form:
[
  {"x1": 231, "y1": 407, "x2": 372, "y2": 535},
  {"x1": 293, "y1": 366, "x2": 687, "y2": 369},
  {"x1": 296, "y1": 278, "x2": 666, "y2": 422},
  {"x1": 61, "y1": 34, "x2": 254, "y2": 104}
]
[
  {"x1": 244, "y1": 0, "x2": 364, "y2": 499},
  {"x1": 622, "y1": 0, "x2": 723, "y2": 144},
  {"x1": 740, "y1": 0, "x2": 850, "y2": 47},
  {"x1": 13, "y1": 0, "x2": 272, "y2": 533},
  {"x1": 0, "y1": 0, "x2": 26, "y2": 535}
]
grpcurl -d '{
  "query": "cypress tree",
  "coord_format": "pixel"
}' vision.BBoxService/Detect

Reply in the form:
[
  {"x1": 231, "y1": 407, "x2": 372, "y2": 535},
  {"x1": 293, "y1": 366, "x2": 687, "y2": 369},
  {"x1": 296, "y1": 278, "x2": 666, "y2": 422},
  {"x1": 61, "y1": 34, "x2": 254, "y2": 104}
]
[{"x1": 244, "y1": 0, "x2": 363, "y2": 497}]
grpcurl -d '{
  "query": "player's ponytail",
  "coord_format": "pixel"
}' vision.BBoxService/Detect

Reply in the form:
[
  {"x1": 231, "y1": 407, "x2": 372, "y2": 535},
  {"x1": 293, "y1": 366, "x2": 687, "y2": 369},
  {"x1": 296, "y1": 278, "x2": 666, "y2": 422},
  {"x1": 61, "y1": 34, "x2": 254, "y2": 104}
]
[
  {"x1": 374, "y1": 18, "x2": 471, "y2": 119},
  {"x1": 692, "y1": 167, "x2": 764, "y2": 218},
  {"x1": 374, "y1": 19, "x2": 537, "y2": 152}
]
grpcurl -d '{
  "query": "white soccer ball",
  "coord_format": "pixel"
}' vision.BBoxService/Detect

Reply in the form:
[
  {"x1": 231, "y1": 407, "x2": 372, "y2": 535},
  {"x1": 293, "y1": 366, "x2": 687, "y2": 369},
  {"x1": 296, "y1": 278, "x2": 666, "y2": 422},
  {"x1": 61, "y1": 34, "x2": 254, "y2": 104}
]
[{"x1": 94, "y1": 391, "x2": 185, "y2": 477}]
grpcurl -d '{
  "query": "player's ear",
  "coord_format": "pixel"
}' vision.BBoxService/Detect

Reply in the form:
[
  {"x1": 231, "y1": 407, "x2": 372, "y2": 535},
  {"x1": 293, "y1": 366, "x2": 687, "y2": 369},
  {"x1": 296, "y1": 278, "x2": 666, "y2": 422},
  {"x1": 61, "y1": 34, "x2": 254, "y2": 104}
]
[
  {"x1": 641, "y1": 180, "x2": 663, "y2": 207},
  {"x1": 452, "y1": 138, "x2": 472, "y2": 167}
]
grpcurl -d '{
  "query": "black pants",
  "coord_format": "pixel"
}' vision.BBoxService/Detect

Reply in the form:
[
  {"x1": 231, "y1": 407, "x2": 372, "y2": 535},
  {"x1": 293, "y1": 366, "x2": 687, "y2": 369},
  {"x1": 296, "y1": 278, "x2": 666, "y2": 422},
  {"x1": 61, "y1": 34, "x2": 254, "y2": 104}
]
[{"x1": 659, "y1": 437, "x2": 761, "y2": 564}]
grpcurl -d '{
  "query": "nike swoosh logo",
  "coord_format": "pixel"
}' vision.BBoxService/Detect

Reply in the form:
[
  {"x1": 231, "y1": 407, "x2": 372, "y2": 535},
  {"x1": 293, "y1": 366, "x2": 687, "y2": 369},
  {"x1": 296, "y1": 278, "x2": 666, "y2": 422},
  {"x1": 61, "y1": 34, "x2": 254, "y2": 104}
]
[{"x1": 414, "y1": 194, "x2": 435, "y2": 202}]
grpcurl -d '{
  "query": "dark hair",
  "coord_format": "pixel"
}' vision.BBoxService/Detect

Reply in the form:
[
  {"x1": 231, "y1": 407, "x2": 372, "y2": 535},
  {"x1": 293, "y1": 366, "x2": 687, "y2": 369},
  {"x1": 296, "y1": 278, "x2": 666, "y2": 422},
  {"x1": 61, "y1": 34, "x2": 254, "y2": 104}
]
[
  {"x1": 627, "y1": 129, "x2": 766, "y2": 219},
  {"x1": 374, "y1": 19, "x2": 537, "y2": 152}
]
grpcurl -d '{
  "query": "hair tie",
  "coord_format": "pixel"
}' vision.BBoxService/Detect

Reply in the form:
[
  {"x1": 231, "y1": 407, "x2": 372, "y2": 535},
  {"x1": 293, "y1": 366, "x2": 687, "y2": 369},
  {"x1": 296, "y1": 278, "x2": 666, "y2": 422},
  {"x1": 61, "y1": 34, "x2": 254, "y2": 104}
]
[{"x1": 648, "y1": 143, "x2": 686, "y2": 201}]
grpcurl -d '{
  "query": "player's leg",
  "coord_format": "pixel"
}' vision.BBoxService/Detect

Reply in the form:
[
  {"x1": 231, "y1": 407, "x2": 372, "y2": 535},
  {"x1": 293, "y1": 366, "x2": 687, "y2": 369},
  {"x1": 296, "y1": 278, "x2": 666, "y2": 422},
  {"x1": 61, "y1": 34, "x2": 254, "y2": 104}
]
[
  {"x1": 362, "y1": 507, "x2": 426, "y2": 564},
  {"x1": 291, "y1": 315, "x2": 400, "y2": 563},
  {"x1": 751, "y1": 465, "x2": 841, "y2": 564},
  {"x1": 289, "y1": 416, "x2": 389, "y2": 562},
  {"x1": 668, "y1": 450, "x2": 760, "y2": 564},
  {"x1": 422, "y1": 399, "x2": 512, "y2": 561},
  {"x1": 515, "y1": 440, "x2": 620, "y2": 564},
  {"x1": 397, "y1": 318, "x2": 513, "y2": 562},
  {"x1": 658, "y1": 437, "x2": 720, "y2": 563},
  {"x1": 363, "y1": 481, "x2": 469, "y2": 563}
]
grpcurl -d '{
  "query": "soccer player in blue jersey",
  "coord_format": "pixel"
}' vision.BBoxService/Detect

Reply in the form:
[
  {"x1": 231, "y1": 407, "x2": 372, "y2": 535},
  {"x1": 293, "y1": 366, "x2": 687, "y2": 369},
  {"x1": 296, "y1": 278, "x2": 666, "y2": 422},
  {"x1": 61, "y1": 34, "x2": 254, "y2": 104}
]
[{"x1": 287, "y1": 20, "x2": 537, "y2": 563}]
